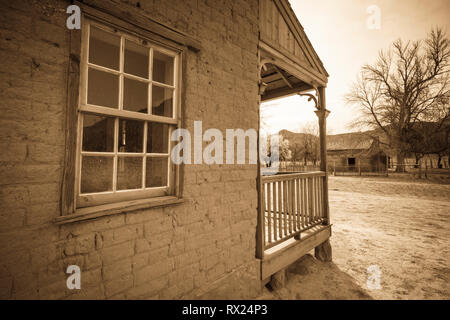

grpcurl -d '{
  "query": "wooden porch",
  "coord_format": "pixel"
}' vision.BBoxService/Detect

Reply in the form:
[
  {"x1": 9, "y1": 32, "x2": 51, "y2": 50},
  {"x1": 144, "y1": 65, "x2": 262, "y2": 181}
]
[
  {"x1": 257, "y1": 171, "x2": 331, "y2": 281},
  {"x1": 256, "y1": 0, "x2": 332, "y2": 282}
]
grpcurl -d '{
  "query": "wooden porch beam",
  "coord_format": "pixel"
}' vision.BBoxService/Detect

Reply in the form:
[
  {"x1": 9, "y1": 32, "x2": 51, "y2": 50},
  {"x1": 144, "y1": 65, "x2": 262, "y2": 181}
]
[
  {"x1": 259, "y1": 40, "x2": 327, "y2": 87},
  {"x1": 262, "y1": 72, "x2": 296, "y2": 85},
  {"x1": 273, "y1": 65, "x2": 293, "y2": 88},
  {"x1": 262, "y1": 83, "x2": 313, "y2": 102}
]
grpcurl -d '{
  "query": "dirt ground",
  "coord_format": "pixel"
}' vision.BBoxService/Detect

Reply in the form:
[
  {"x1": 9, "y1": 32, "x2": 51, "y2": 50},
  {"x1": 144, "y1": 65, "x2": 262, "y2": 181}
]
[{"x1": 259, "y1": 176, "x2": 450, "y2": 300}]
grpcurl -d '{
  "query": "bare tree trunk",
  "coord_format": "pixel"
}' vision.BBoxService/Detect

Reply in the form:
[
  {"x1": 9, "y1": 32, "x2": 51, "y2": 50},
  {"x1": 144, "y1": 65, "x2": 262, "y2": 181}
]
[
  {"x1": 414, "y1": 154, "x2": 422, "y2": 169},
  {"x1": 396, "y1": 153, "x2": 406, "y2": 172},
  {"x1": 418, "y1": 159, "x2": 422, "y2": 179}
]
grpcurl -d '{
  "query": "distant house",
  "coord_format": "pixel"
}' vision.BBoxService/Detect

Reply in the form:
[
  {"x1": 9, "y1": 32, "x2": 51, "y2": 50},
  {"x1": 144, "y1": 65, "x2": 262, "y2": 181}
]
[{"x1": 327, "y1": 132, "x2": 388, "y2": 173}]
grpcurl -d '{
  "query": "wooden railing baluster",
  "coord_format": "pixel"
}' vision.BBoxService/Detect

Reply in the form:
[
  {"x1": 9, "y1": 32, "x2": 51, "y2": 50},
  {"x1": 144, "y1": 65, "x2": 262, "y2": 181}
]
[
  {"x1": 319, "y1": 176, "x2": 323, "y2": 220},
  {"x1": 296, "y1": 179, "x2": 299, "y2": 231},
  {"x1": 274, "y1": 181, "x2": 278, "y2": 242},
  {"x1": 268, "y1": 182, "x2": 272, "y2": 244},
  {"x1": 291, "y1": 179, "x2": 295, "y2": 232},
  {"x1": 278, "y1": 180, "x2": 282, "y2": 240},
  {"x1": 314, "y1": 177, "x2": 318, "y2": 222},
  {"x1": 302, "y1": 178, "x2": 306, "y2": 229}
]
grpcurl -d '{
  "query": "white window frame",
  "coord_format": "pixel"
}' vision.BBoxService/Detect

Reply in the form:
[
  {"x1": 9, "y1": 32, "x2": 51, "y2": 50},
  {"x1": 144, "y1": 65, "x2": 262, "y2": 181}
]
[{"x1": 75, "y1": 17, "x2": 182, "y2": 209}]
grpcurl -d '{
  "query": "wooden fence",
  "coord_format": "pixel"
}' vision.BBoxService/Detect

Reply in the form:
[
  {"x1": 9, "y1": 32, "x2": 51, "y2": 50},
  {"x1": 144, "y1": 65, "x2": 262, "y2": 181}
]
[
  {"x1": 278, "y1": 162, "x2": 320, "y2": 173},
  {"x1": 331, "y1": 164, "x2": 388, "y2": 176}
]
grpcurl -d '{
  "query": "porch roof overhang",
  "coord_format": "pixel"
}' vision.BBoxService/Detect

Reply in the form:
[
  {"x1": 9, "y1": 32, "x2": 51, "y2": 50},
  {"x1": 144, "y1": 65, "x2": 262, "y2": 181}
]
[
  {"x1": 259, "y1": 41, "x2": 328, "y2": 103},
  {"x1": 259, "y1": 0, "x2": 329, "y2": 103},
  {"x1": 259, "y1": 47, "x2": 318, "y2": 103}
]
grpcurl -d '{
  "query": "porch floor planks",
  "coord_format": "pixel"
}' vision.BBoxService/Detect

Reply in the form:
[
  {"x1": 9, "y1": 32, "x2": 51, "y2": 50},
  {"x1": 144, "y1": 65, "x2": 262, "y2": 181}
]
[{"x1": 261, "y1": 224, "x2": 332, "y2": 280}]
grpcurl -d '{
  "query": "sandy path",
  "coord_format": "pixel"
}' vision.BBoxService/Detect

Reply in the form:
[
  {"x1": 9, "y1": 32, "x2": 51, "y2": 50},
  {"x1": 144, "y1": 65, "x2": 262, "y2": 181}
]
[{"x1": 259, "y1": 176, "x2": 450, "y2": 300}]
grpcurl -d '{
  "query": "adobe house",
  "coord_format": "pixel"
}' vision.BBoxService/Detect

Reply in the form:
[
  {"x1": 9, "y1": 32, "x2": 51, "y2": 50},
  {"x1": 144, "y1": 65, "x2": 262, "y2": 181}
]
[
  {"x1": 327, "y1": 132, "x2": 388, "y2": 174},
  {"x1": 0, "y1": 0, "x2": 331, "y2": 299}
]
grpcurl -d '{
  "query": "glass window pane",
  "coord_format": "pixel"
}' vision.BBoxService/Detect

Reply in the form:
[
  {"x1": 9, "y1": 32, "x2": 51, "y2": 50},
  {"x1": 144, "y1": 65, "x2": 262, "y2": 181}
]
[
  {"x1": 118, "y1": 119, "x2": 144, "y2": 153},
  {"x1": 117, "y1": 157, "x2": 142, "y2": 190},
  {"x1": 82, "y1": 114, "x2": 115, "y2": 152},
  {"x1": 124, "y1": 40, "x2": 149, "y2": 78},
  {"x1": 146, "y1": 157, "x2": 168, "y2": 188},
  {"x1": 153, "y1": 51, "x2": 174, "y2": 85},
  {"x1": 89, "y1": 26, "x2": 120, "y2": 70},
  {"x1": 87, "y1": 68, "x2": 119, "y2": 108},
  {"x1": 147, "y1": 122, "x2": 169, "y2": 153},
  {"x1": 152, "y1": 85, "x2": 173, "y2": 117},
  {"x1": 123, "y1": 77, "x2": 148, "y2": 113},
  {"x1": 81, "y1": 156, "x2": 113, "y2": 193}
]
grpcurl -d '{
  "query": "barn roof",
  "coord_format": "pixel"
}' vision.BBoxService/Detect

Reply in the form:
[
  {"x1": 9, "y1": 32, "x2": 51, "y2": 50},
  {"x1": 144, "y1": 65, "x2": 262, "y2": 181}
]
[{"x1": 327, "y1": 132, "x2": 374, "y2": 151}]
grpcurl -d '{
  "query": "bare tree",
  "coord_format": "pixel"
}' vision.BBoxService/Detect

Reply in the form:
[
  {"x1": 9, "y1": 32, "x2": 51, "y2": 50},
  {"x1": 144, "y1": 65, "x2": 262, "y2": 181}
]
[
  {"x1": 408, "y1": 121, "x2": 449, "y2": 167},
  {"x1": 346, "y1": 28, "x2": 450, "y2": 171},
  {"x1": 289, "y1": 141, "x2": 303, "y2": 163}
]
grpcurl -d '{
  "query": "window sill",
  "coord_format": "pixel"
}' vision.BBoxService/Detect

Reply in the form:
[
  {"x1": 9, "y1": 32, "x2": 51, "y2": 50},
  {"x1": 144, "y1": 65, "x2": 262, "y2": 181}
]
[{"x1": 54, "y1": 196, "x2": 184, "y2": 225}]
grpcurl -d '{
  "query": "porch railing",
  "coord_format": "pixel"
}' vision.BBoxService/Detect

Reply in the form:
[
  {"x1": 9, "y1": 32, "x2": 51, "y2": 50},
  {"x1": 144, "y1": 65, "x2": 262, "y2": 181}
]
[{"x1": 260, "y1": 171, "x2": 327, "y2": 251}]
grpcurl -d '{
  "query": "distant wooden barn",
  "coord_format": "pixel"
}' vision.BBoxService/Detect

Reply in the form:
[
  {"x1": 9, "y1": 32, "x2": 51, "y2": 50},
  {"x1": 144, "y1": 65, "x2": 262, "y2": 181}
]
[{"x1": 327, "y1": 133, "x2": 388, "y2": 174}]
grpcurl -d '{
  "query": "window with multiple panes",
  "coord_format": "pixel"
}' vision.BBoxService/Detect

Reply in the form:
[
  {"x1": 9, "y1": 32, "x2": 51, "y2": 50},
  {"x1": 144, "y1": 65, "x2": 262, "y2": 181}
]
[{"x1": 76, "y1": 19, "x2": 180, "y2": 208}]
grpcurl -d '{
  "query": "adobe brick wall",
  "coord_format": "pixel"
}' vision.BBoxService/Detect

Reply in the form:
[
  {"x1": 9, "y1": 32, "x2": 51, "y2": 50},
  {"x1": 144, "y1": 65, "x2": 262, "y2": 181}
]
[{"x1": 0, "y1": 0, "x2": 261, "y2": 299}]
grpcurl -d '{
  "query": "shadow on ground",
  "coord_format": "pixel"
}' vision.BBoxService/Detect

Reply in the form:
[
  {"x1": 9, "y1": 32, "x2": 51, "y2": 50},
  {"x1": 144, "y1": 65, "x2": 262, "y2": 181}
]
[{"x1": 259, "y1": 254, "x2": 372, "y2": 300}]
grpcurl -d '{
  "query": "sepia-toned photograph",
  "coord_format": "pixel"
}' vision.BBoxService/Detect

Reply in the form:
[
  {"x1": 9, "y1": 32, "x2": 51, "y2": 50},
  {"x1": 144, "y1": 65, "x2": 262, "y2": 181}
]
[{"x1": 0, "y1": 0, "x2": 449, "y2": 306}]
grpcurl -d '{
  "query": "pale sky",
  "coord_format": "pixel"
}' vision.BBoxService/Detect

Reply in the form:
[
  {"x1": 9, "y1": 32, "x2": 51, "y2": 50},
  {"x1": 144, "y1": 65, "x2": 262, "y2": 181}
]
[{"x1": 262, "y1": 0, "x2": 450, "y2": 135}]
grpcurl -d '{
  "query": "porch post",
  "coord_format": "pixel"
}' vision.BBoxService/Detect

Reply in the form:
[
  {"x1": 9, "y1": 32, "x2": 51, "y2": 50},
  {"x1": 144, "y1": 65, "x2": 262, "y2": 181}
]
[
  {"x1": 256, "y1": 63, "x2": 266, "y2": 260},
  {"x1": 314, "y1": 86, "x2": 331, "y2": 226}
]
